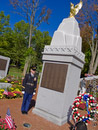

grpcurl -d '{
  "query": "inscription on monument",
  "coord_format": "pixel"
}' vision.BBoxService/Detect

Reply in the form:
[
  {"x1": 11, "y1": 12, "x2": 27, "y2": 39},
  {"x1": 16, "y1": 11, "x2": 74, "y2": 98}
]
[
  {"x1": 0, "y1": 59, "x2": 7, "y2": 70},
  {"x1": 41, "y1": 63, "x2": 68, "y2": 92}
]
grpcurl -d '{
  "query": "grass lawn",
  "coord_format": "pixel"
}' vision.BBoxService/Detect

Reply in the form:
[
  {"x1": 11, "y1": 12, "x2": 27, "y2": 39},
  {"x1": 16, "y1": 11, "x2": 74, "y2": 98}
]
[
  {"x1": 7, "y1": 66, "x2": 40, "y2": 83},
  {"x1": 8, "y1": 67, "x2": 23, "y2": 79}
]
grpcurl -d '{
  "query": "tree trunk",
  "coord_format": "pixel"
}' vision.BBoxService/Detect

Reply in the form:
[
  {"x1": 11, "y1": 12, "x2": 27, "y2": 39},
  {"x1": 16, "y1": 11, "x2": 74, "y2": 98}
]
[
  {"x1": 89, "y1": 56, "x2": 94, "y2": 74},
  {"x1": 23, "y1": 59, "x2": 29, "y2": 76},
  {"x1": 88, "y1": 39, "x2": 98, "y2": 74},
  {"x1": 28, "y1": 16, "x2": 33, "y2": 48},
  {"x1": 93, "y1": 55, "x2": 98, "y2": 74},
  {"x1": 23, "y1": 16, "x2": 33, "y2": 76}
]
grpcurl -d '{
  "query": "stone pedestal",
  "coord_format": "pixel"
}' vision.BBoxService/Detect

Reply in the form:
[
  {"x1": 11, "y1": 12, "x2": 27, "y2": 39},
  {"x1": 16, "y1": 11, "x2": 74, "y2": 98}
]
[
  {"x1": 0, "y1": 55, "x2": 10, "y2": 79},
  {"x1": 33, "y1": 17, "x2": 85, "y2": 125},
  {"x1": 0, "y1": 83, "x2": 12, "y2": 89}
]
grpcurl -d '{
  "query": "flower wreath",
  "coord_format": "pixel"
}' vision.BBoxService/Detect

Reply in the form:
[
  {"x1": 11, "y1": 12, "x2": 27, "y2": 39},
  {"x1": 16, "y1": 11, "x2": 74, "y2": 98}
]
[{"x1": 72, "y1": 93, "x2": 98, "y2": 125}]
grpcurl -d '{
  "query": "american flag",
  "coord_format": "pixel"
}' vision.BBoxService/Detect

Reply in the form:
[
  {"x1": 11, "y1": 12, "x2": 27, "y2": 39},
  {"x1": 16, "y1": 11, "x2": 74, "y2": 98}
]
[
  {"x1": 5, "y1": 108, "x2": 13, "y2": 129},
  {"x1": 3, "y1": 90, "x2": 8, "y2": 95}
]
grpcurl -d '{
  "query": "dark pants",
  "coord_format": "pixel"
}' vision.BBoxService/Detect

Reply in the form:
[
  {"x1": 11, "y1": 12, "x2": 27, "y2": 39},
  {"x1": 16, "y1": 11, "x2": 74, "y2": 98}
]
[{"x1": 21, "y1": 92, "x2": 33, "y2": 112}]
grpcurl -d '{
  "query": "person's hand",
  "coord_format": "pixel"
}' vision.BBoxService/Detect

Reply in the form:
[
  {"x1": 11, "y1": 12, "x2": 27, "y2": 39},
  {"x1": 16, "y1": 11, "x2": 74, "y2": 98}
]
[
  {"x1": 33, "y1": 92, "x2": 36, "y2": 95},
  {"x1": 22, "y1": 91, "x2": 25, "y2": 94},
  {"x1": 34, "y1": 77, "x2": 37, "y2": 81}
]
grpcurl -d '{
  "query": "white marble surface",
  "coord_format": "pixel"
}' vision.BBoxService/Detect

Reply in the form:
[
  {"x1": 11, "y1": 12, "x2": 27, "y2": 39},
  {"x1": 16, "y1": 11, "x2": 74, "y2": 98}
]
[
  {"x1": 0, "y1": 55, "x2": 10, "y2": 78},
  {"x1": 33, "y1": 17, "x2": 85, "y2": 126},
  {"x1": 0, "y1": 83, "x2": 12, "y2": 89},
  {"x1": 50, "y1": 17, "x2": 82, "y2": 51}
]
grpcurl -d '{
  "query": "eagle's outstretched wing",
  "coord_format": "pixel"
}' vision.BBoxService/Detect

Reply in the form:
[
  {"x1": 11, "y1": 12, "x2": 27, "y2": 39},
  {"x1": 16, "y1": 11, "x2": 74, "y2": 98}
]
[
  {"x1": 69, "y1": 0, "x2": 83, "y2": 17},
  {"x1": 75, "y1": 0, "x2": 83, "y2": 9}
]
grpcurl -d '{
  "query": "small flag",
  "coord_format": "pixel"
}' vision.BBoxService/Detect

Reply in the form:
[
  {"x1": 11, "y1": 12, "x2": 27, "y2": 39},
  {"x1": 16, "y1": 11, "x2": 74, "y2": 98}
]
[
  {"x1": 5, "y1": 108, "x2": 13, "y2": 129},
  {"x1": 3, "y1": 90, "x2": 8, "y2": 95}
]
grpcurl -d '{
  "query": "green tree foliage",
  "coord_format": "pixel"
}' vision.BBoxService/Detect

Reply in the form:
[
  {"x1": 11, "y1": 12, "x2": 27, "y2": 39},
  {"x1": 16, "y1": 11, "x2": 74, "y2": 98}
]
[
  {"x1": 24, "y1": 47, "x2": 37, "y2": 72},
  {"x1": 0, "y1": 11, "x2": 12, "y2": 57},
  {"x1": 81, "y1": 50, "x2": 91, "y2": 77},
  {"x1": 32, "y1": 30, "x2": 51, "y2": 63},
  {"x1": 0, "y1": 11, "x2": 10, "y2": 33},
  {"x1": 9, "y1": 0, "x2": 51, "y2": 48},
  {"x1": 0, "y1": 11, "x2": 52, "y2": 73},
  {"x1": 9, "y1": 0, "x2": 52, "y2": 75},
  {"x1": 10, "y1": 20, "x2": 30, "y2": 67},
  {"x1": 23, "y1": 30, "x2": 52, "y2": 74}
]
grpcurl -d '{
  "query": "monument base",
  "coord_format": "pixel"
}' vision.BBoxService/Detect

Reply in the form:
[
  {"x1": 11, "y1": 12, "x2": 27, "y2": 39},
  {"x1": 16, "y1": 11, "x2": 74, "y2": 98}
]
[
  {"x1": 33, "y1": 108, "x2": 72, "y2": 126},
  {"x1": 33, "y1": 17, "x2": 85, "y2": 126},
  {"x1": 0, "y1": 83, "x2": 12, "y2": 89}
]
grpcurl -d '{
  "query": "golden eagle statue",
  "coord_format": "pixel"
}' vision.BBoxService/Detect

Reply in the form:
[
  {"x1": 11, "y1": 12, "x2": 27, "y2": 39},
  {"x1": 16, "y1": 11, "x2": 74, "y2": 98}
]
[{"x1": 69, "y1": 0, "x2": 83, "y2": 17}]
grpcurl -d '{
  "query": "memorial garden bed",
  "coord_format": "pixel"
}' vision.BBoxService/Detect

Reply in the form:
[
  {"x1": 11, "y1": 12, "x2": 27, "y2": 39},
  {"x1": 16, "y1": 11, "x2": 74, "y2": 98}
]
[{"x1": 0, "y1": 76, "x2": 23, "y2": 99}]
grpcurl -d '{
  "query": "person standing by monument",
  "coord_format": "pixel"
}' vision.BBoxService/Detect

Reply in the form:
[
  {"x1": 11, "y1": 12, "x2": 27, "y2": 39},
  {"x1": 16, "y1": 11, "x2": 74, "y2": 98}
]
[
  {"x1": 21, "y1": 66, "x2": 37, "y2": 114},
  {"x1": 80, "y1": 78, "x2": 86, "y2": 94},
  {"x1": 71, "y1": 121, "x2": 87, "y2": 130}
]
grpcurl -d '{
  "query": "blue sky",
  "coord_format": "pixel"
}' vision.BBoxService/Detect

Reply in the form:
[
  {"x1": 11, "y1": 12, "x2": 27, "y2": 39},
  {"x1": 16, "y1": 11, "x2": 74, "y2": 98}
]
[{"x1": 0, "y1": 0, "x2": 81, "y2": 37}]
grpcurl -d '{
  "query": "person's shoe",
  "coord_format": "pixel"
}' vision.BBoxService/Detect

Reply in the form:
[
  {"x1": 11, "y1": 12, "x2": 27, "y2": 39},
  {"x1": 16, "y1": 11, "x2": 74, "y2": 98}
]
[
  {"x1": 24, "y1": 111, "x2": 28, "y2": 114},
  {"x1": 21, "y1": 111, "x2": 25, "y2": 114}
]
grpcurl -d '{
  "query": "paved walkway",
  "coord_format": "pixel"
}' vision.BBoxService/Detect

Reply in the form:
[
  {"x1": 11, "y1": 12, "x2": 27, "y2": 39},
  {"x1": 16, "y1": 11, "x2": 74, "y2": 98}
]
[{"x1": 0, "y1": 96, "x2": 98, "y2": 130}]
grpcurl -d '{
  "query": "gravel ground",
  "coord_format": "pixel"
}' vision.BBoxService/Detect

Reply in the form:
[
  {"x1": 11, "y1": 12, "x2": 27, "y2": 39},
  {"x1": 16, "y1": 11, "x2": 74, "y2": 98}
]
[{"x1": 0, "y1": 95, "x2": 98, "y2": 130}]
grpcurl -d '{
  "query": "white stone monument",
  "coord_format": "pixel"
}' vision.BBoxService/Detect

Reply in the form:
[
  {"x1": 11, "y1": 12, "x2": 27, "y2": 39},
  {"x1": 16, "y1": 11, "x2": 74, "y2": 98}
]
[
  {"x1": 0, "y1": 55, "x2": 10, "y2": 79},
  {"x1": 33, "y1": 17, "x2": 85, "y2": 125}
]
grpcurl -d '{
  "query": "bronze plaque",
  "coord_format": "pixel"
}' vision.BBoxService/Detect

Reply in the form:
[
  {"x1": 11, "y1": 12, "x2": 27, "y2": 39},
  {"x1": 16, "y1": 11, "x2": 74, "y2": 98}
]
[
  {"x1": 0, "y1": 59, "x2": 7, "y2": 70},
  {"x1": 41, "y1": 63, "x2": 68, "y2": 93}
]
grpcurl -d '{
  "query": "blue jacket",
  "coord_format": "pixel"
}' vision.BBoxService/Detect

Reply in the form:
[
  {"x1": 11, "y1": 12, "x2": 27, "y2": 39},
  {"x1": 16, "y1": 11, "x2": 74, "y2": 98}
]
[{"x1": 22, "y1": 73, "x2": 37, "y2": 94}]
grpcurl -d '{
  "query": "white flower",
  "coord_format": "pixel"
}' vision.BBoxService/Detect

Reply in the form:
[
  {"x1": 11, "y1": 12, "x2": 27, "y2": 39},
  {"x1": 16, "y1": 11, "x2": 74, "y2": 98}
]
[
  {"x1": 75, "y1": 99, "x2": 79, "y2": 101},
  {"x1": 78, "y1": 113, "x2": 80, "y2": 116},
  {"x1": 89, "y1": 118, "x2": 93, "y2": 121},
  {"x1": 72, "y1": 109, "x2": 75, "y2": 112},
  {"x1": 79, "y1": 118, "x2": 82, "y2": 121},
  {"x1": 90, "y1": 103, "x2": 92, "y2": 106},
  {"x1": 92, "y1": 103, "x2": 96, "y2": 106},
  {"x1": 90, "y1": 97, "x2": 93, "y2": 99},
  {"x1": 96, "y1": 111, "x2": 98, "y2": 114}
]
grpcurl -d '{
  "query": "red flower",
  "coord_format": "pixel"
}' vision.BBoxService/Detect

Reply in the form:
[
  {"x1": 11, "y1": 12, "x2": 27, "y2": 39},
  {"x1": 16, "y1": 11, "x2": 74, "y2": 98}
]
[
  {"x1": 13, "y1": 81, "x2": 19, "y2": 83},
  {"x1": 8, "y1": 92, "x2": 14, "y2": 97},
  {"x1": 87, "y1": 120, "x2": 90, "y2": 124},
  {"x1": 78, "y1": 103, "x2": 86, "y2": 110},
  {"x1": 13, "y1": 91, "x2": 22, "y2": 95}
]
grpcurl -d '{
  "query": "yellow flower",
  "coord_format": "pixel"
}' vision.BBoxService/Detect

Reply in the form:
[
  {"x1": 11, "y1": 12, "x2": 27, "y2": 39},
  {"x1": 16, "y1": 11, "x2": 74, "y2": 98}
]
[
  {"x1": 0, "y1": 94, "x2": 3, "y2": 99},
  {"x1": 13, "y1": 93, "x2": 16, "y2": 96},
  {"x1": 5, "y1": 80, "x2": 8, "y2": 83},
  {"x1": 11, "y1": 81, "x2": 14, "y2": 84},
  {"x1": 10, "y1": 88, "x2": 14, "y2": 91},
  {"x1": 0, "y1": 89, "x2": 4, "y2": 92},
  {"x1": 19, "y1": 82, "x2": 21, "y2": 85},
  {"x1": 15, "y1": 88, "x2": 20, "y2": 91}
]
